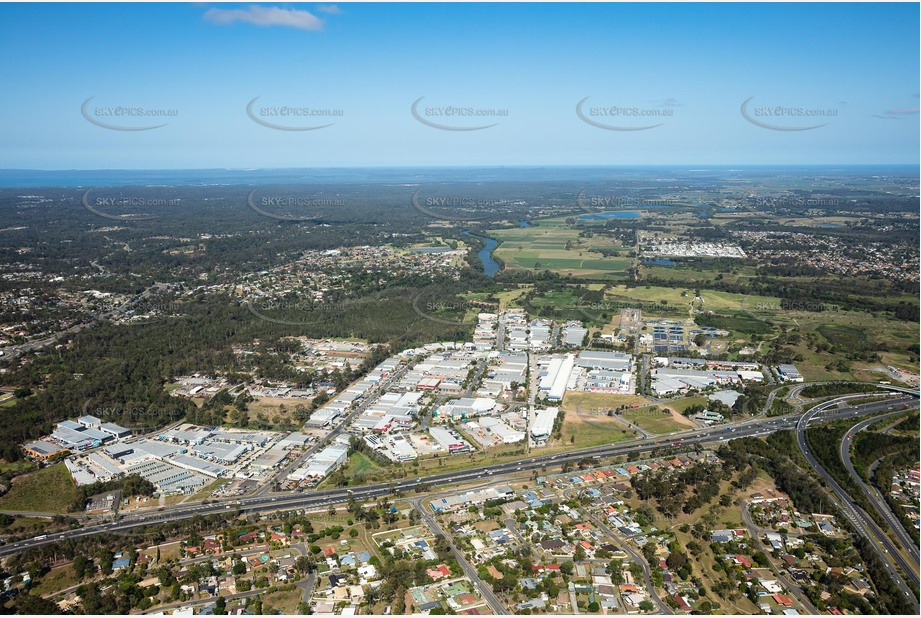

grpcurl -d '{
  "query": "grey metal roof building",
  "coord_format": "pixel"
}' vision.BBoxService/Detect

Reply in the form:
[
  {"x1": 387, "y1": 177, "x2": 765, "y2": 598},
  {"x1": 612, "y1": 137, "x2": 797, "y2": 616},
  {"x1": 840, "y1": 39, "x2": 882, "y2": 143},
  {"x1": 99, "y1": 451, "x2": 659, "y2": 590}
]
[
  {"x1": 100, "y1": 422, "x2": 132, "y2": 439},
  {"x1": 23, "y1": 440, "x2": 67, "y2": 458},
  {"x1": 577, "y1": 350, "x2": 633, "y2": 371},
  {"x1": 562, "y1": 326, "x2": 588, "y2": 346},
  {"x1": 77, "y1": 415, "x2": 102, "y2": 428}
]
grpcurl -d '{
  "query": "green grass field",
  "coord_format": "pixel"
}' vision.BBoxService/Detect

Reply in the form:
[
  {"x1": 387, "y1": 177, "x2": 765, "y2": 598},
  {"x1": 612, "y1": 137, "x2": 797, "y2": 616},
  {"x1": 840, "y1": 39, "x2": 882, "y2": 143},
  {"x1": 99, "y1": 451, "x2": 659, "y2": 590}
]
[
  {"x1": 528, "y1": 288, "x2": 580, "y2": 309},
  {"x1": 560, "y1": 412, "x2": 638, "y2": 448},
  {"x1": 604, "y1": 285, "x2": 781, "y2": 316},
  {"x1": 261, "y1": 588, "x2": 302, "y2": 614},
  {"x1": 562, "y1": 391, "x2": 650, "y2": 413},
  {"x1": 0, "y1": 463, "x2": 80, "y2": 513},
  {"x1": 696, "y1": 312, "x2": 774, "y2": 335},
  {"x1": 640, "y1": 262, "x2": 760, "y2": 287},
  {"x1": 791, "y1": 312, "x2": 918, "y2": 381},
  {"x1": 0, "y1": 460, "x2": 37, "y2": 476},
  {"x1": 603, "y1": 285, "x2": 697, "y2": 315},
  {"x1": 492, "y1": 286, "x2": 531, "y2": 309},
  {"x1": 488, "y1": 221, "x2": 632, "y2": 278},
  {"x1": 816, "y1": 323, "x2": 868, "y2": 347},
  {"x1": 621, "y1": 407, "x2": 693, "y2": 435},
  {"x1": 665, "y1": 396, "x2": 709, "y2": 413},
  {"x1": 31, "y1": 564, "x2": 80, "y2": 597},
  {"x1": 342, "y1": 452, "x2": 383, "y2": 482}
]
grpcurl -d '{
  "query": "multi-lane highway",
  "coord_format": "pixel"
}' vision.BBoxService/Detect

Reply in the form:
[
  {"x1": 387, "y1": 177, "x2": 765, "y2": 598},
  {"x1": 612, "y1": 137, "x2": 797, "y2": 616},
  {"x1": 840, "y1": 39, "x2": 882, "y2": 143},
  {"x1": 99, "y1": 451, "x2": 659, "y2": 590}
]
[
  {"x1": 839, "y1": 412, "x2": 920, "y2": 567},
  {"x1": 796, "y1": 399, "x2": 920, "y2": 608},
  {"x1": 2, "y1": 392, "x2": 916, "y2": 561}
]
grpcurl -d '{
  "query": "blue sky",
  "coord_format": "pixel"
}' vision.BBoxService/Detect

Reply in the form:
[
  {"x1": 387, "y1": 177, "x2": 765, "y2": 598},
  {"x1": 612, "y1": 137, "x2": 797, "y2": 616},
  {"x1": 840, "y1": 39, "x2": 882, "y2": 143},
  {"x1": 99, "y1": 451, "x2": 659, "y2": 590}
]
[{"x1": 0, "y1": 2, "x2": 917, "y2": 168}]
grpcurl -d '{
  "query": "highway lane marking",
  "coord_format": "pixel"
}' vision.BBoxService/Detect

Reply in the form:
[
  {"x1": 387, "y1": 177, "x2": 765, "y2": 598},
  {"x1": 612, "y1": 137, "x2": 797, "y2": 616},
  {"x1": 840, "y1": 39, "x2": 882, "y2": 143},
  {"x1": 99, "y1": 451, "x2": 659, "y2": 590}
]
[{"x1": 7, "y1": 395, "x2": 917, "y2": 556}]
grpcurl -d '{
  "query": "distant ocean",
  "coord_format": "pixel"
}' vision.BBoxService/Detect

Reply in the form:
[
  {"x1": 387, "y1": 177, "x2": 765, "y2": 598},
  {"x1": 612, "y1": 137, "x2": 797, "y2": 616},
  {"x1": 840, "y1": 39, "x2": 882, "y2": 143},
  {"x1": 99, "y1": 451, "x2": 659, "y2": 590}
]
[{"x1": 0, "y1": 165, "x2": 916, "y2": 188}]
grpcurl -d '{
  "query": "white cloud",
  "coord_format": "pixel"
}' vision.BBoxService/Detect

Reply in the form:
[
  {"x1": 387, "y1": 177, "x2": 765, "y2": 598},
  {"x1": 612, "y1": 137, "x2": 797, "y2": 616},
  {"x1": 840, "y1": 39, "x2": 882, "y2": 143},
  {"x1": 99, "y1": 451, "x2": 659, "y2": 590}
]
[
  {"x1": 874, "y1": 106, "x2": 920, "y2": 120},
  {"x1": 316, "y1": 4, "x2": 342, "y2": 14},
  {"x1": 204, "y1": 5, "x2": 324, "y2": 31}
]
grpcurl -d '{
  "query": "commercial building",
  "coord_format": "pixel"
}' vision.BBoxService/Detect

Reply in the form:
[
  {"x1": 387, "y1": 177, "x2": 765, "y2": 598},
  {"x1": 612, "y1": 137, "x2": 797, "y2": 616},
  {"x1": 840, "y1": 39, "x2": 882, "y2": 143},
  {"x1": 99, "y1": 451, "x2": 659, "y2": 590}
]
[
  {"x1": 473, "y1": 313, "x2": 498, "y2": 348},
  {"x1": 539, "y1": 355, "x2": 576, "y2": 401},
  {"x1": 504, "y1": 312, "x2": 529, "y2": 351},
  {"x1": 428, "y1": 427, "x2": 472, "y2": 454},
  {"x1": 305, "y1": 406, "x2": 342, "y2": 428},
  {"x1": 434, "y1": 397, "x2": 496, "y2": 421},
  {"x1": 583, "y1": 369, "x2": 633, "y2": 394},
  {"x1": 190, "y1": 441, "x2": 248, "y2": 464},
  {"x1": 416, "y1": 377, "x2": 442, "y2": 390},
  {"x1": 99, "y1": 422, "x2": 132, "y2": 440},
  {"x1": 692, "y1": 410, "x2": 725, "y2": 423},
  {"x1": 208, "y1": 429, "x2": 274, "y2": 447},
  {"x1": 577, "y1": 350, "x2": 633, "y2": 372},
  {"x1": 650, "y1": 376, "x2": 687, "y2": 397},
  {"x1": 64, "y1": 459, "x2": 96, "y2": 486},
  {"x1": 776, "y1": 364, "x2": 803, "y2": 383},
  {"x1": 126, "y1": 459, "x2": 208, "y2": 495},
  {"x1": 363, "y1": 433, "x2": 420, "y2": 462},
  {"x1": 77, "y1": 415, "x2": 102, "y2": 429},
  {"x1": 126, "y1": 440, "x2": 184, "y2": 462},
  {"x1": 388, "y1": 435, "x2": 418, "y2": 462},
  {"x1": 159, "y1": 425, "x2": 211, "y2": 445},
  {"x1": 52, "y1": 421, "x2": 111, "y2": 450},
  {"x1": 650, "y1": 366, "x2": 741, "y2": 397},
  {"x1": 276, "y1": 432, "x2": 311, "y2": 449},
  {"x1": 709, "y1": 390, "x2": 742, "y2": 408},
  {"x1": 248, "y1": 448, "x2": 289, "y2": 473},
  {"x1": 484, "y1": 352, "x2": 528, "y2": 393},
  {"x1": 529, "y1": 320, "x2": 552, "y2": 350},
  {"x1": 429, "y1": 485, "x2": 514, "y2": 512},
  {"x1": 170, "y1": 454, "x2": 228, "y2": 478},
  {"x1": 85, "y1": 451, "x2": 124, "y2": 478},
  {"x1": 287, "y1": 443, "x2": 349, "y2": 481},
  {"x1": 478, "y1": 417, "x2": 525, "y2": 444},
  {"x1": 562, "y1": 323, "x2": 588, "y2": 347},
  {"x1": 22, "y1": 440, "x2": 67, "y2": 460},
  {"x1": 530, "y1": 407, "x2": 559, "y2": 442},
  {"x1": 352, "y1": 391, "x2": 421, "y2": 434}
]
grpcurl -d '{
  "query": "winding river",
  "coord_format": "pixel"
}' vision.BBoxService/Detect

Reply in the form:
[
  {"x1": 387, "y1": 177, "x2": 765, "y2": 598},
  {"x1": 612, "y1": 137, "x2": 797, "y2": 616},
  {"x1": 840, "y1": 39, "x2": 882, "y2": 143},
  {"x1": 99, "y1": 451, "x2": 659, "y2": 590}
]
[{"x1": 463, "y1": 230, "x2": 501, "y2": 277}]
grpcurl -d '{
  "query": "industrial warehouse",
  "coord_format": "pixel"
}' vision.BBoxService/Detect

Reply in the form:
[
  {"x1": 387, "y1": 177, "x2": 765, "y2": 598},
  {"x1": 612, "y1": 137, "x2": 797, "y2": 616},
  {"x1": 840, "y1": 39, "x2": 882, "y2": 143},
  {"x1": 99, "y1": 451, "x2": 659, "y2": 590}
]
[
  {"x1": 650, "y1": 357, "x2": 767, "y2": 397},
  {"x1": 47, "y1": 423, "x2": 306, "y2": 494},
  {"x1": 538, "y1": 350, "x2": 637, "y2": 400},
  {"x1": 17, "y1": 310, "x2": 779, "y2": 502}
]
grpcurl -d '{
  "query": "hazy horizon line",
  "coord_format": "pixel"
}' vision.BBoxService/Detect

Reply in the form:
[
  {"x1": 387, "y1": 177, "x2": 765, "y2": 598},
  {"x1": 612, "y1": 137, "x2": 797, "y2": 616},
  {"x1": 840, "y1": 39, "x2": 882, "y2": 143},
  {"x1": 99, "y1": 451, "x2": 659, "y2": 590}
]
[{"x1": 2, "y1": 163, "x2": 919, "y2": 173}]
